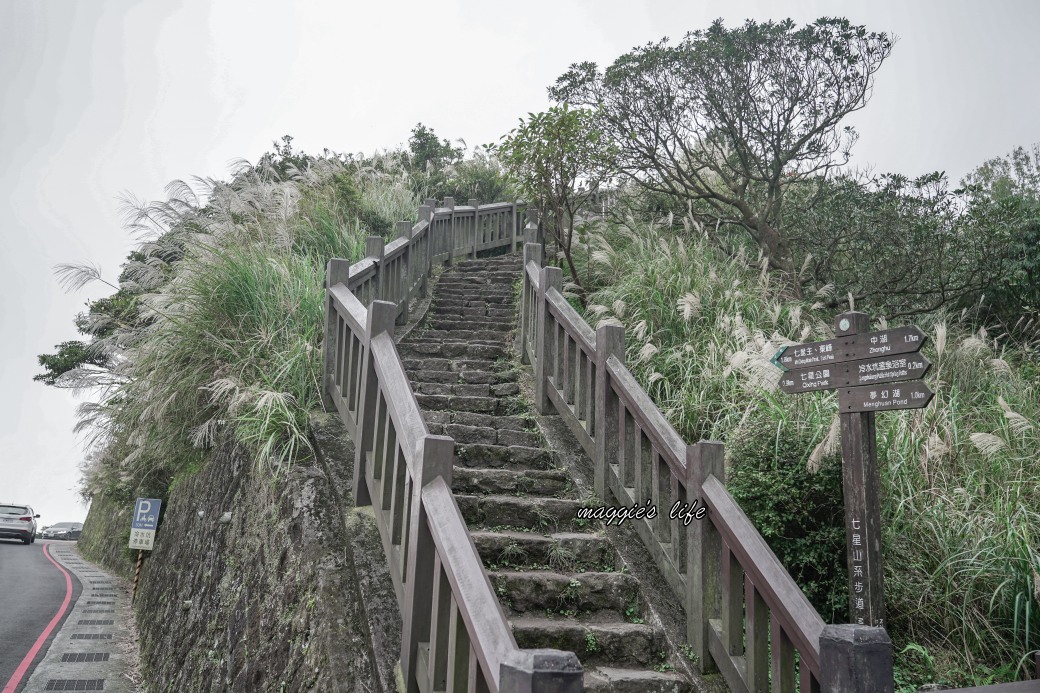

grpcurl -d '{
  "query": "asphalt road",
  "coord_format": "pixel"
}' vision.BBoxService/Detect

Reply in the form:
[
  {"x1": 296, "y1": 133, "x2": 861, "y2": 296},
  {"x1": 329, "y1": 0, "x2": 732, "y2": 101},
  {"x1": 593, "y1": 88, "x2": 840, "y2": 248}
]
[{"x1": 0, "y1": 539, "x2": 82, "y2": 693}]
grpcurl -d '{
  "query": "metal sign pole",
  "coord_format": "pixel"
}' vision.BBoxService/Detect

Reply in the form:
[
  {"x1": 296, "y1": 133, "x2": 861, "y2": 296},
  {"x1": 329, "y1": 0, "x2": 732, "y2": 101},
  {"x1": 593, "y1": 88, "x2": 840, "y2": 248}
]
[
  {"x1": 835, "y1": 311, "x2": 885, "y2": 627},
  {"x1": 131, "y1": 549, "x2": 144, "y2": 606}
]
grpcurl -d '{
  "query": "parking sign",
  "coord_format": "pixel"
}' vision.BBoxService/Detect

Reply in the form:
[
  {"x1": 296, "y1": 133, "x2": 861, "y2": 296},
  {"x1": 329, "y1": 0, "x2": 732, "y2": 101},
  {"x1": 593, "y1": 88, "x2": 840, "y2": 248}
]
[{"x1": 129, "y1": 498, "x2": 162, "y2": 550}]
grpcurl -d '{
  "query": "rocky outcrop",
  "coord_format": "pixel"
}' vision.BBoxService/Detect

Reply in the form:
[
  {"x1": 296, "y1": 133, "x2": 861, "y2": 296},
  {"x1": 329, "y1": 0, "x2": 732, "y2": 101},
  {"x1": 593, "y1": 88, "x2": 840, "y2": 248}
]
[{"x1": 80, "y1": 416, "x2": 400, "y2": 692}]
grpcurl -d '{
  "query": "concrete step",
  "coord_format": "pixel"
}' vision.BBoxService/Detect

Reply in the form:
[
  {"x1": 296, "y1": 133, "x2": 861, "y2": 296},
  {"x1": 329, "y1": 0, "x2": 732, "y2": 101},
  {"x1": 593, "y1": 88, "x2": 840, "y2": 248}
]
[
  {"x1": 489, "y1": 570, "x2": 643, "y2": 616},
  {"x1": 456, "y1": 495, "x2": 585, "y2": 532},
  {"x1": 509, "y1": 617, "x2": 664, "y2": 668},
  {"x1": 471, "y1": 531, "x2": 616, "y2": 572}
]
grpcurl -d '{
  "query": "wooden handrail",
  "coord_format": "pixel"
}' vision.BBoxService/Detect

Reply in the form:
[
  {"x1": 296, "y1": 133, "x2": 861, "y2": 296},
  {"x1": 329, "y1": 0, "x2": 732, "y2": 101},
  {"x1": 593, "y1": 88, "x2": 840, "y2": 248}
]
[
  {"x1": 370, "y1": 332, "x2": 427, "y2": 475},
  {"x1": 605, "y1": 355, "x2": 686, "y2": 477},
  {"x1": 703, "y1": 474, "x2": 825, "y2": 673},
  {"x1": 424, "y1": 477, "x2": 516, "y2": 690},
  {"x1": 546, "y1": 287, "x2": 596, "y2": 354}
]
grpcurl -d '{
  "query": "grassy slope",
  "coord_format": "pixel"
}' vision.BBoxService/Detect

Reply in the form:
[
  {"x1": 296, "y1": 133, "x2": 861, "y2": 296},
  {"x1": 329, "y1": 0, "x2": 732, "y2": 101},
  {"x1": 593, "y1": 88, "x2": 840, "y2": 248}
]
[{"x1": 567, "y1": 216, "x2": 1039, "y2": 686}]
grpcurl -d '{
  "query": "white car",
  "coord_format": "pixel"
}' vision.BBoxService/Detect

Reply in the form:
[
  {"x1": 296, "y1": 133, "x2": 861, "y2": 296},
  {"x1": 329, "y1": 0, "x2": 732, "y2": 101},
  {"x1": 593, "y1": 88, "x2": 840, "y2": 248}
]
[{"x1": 0, "y1": 503, "x2": 40, "y2": 545}]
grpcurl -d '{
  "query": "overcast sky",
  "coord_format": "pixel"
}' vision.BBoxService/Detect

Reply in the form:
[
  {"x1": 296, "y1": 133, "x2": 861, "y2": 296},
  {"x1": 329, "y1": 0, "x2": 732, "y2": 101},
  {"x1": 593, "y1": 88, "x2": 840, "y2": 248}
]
[{"x1": 2, "y1": 0, "x2": 1037, "y2": 527}]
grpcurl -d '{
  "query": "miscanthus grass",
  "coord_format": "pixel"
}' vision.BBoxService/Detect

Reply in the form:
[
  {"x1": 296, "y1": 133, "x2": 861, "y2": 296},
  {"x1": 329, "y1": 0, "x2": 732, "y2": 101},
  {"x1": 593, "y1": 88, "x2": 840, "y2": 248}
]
[
  {"x1": 569, "y1": 214, "x2": 1040, "y2": 683},
  {"x1": 72, "y1": 155, "x2": 419, "y2": 495}
]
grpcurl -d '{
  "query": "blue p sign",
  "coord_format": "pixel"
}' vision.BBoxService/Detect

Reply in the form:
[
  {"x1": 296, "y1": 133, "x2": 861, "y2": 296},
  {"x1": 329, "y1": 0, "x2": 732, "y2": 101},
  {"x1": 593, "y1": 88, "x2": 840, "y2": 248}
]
[{"x1": 132, "y1": 498, "x2": 162, "y2": 530}]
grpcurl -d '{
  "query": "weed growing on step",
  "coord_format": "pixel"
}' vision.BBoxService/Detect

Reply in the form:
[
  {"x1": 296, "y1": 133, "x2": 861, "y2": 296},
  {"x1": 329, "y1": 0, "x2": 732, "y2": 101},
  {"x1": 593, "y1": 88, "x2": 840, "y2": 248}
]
[{"x1": 583, "y1": 629, "x2": 599, "y2": 653}]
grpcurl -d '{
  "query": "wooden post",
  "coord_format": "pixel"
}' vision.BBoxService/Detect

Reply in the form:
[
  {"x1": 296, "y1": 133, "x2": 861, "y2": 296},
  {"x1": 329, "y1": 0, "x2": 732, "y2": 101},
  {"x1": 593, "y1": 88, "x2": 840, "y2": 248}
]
[
  {"x1": 819, "y1": 625, "x2": 893, "y2": 693},
  {"x1": 131, "y1": 549, "x2": 144, "y2": 606},
  {"x1": 535, "y1": 266, "x2": 563, "y2": 415},
  {"x1": 401, "y1": 435, "x2": 454, "y2": 693},
  {"x1": 469, "y1": 199, "x2": 480, "y2": 259},
  {"x1": 511, "y1": 201, "x2": 519, "y2": 252},
  {"x1": 499, "y1": 650, "x2": 583, "y2": 692},
  {"x1": 396, "y1": 221, "x2": 412, "y2": 325},
  {"x1": 593, "y1": 323, "x2": 625, "y2": 501},
  {"x1": 835, "y1": 311, "x2": 886, "y2": 628},
  {"x1": 366, "y1": 235, "x2": 385, "y2": 302},
  {"x1": 520, "y1": 242, "x2": 542, "y2": 367},
  {"x1": 351, "y1": 300, "x2": 397, "y2": 507},
  {"x1": 321, "y1": 258, "x2": 352, "y2": 410},
  {"x1": 688, "y1": 441, "x2": 724, "y2": 671}
]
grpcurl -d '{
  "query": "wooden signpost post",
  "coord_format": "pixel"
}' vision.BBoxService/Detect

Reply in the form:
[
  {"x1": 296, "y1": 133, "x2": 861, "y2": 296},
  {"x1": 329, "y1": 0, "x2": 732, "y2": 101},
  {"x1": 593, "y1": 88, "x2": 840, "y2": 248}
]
[{"x1": 771, "y1": 311, "x2": 933, "y2": 629}]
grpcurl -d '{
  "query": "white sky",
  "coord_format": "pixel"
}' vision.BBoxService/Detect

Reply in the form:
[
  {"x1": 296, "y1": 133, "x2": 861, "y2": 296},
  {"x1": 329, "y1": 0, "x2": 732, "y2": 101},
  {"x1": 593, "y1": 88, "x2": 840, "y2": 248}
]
[{"x1": 2, "y1": 0, "x2": 1038, "y2": 525}]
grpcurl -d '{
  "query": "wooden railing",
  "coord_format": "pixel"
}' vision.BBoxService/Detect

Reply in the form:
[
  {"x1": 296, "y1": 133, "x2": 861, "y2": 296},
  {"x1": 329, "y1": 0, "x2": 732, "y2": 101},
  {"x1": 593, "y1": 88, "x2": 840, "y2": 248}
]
[
  {"x1": 323, "y1": 200, "x2": 583, "y2": 693},
  {"x1": 520, "y1": 227, "x2": 898, "y2": 693},
  {"x1": 323, "y1": 201, "x2": 1038, "y2": 693}
]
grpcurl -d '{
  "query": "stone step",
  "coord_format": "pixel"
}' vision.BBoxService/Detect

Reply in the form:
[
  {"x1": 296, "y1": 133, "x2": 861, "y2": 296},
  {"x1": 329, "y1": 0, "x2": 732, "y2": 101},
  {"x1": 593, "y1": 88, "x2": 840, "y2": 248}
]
[
  {"x1": 584, "y1": 667, "x2": 692, "y2": 693},
  {"x1": 422, "y1": 411, "x2": 533, "y2": 432},
  {"x1": 436, "y1": 280, "x2": 515, "y2": 291},
  {"x1": 453, "y1": 261, "x2": 521, "y2": 271},
  {"x1": 490, "y1": 570, "x2": 642, "y2": 616},
  {"x1": 406, "y1": 369, "x2": 513, "y2": 386},
  {"x1": 400, "y1": 358, "x2": 498, "y2": 373},
  {"x1": 509, "y1": 617, "x2": 664, "y2": 668},
  {"x1": 432, "y1": 293, "x2": 515, "y2": 305},
  {"x1": 411, "y1": 329, "x2": 510, "y2": 342},
  {"x1": 412, "y1": 382, "x2": 519, "y2": 398},
  {"x1": 452, "y1": 468, "x2": 572, "y2": 498},
  {"x1": 456, "y1": 443, "x2": 555, "y2": 469},
  {"x1": 456, "y1": 495, "x2": 585, "y2": 532},
  {"x1": 427, "y1": 306, "x2": 515, "y2": 320},
  {"x1": 455, "y1": 443, "x2": 553, "y2": 470},
  {"x1": 415, "y1": 394, "x2": 522, "y2": 416},
  {"x1": 398, "y1": 341, "x2": 508, "y2": 360},
  {"x1": 426, "y1": 318, "x2": 514, "y2": 332},
  {"x1": 420, "y1": 423, "x2": 538, "y2": 448},
  {"x1": 403, "y1": 335, "x2": 506, "y2": 349},
  {"x1": 470, "y1": 531, "x2": 616, "y2": 572}
]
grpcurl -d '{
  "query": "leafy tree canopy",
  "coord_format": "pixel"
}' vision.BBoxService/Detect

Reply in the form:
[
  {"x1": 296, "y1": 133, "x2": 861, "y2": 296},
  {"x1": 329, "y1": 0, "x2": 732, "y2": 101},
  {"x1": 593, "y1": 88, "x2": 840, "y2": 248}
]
[{"x1": 550, "y1": 17, "x2": 893, "y2": 292}]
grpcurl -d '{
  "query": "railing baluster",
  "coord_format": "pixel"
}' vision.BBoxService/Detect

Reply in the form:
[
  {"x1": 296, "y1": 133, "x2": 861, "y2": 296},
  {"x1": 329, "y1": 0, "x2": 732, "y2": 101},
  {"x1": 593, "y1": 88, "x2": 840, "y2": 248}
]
[
  {"x1": 372, "y1": 392, "x2": 387, "y2": 481},
  {"x1": 429, "y1": 557, "x2": 450, "y2": 690},
  {"x1": 723, "y1": 543, "x2": 744, "y2": 657},
  {"x1": 771, "y1": 612, "x2": 796, "y2": 693},
  {"x1": 381, "y1": 425, "x2": 397, "y2": 512},
  {"x1": 746, "y1": 576, "x2": 768, "y2": 693},
  {"x1": 446, "y1": 597, "x2": 468, "y2": 693}
]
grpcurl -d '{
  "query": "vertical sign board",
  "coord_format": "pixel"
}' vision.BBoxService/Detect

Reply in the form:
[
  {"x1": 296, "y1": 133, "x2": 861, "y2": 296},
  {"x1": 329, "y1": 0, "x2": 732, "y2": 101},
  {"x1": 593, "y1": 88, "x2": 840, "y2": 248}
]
[
  {"x1": 772, "y1": 312, "x2": 933, "y2": 629},
  {"x1": 129, "y1": 497, "x2": 162, "y2": 551}
]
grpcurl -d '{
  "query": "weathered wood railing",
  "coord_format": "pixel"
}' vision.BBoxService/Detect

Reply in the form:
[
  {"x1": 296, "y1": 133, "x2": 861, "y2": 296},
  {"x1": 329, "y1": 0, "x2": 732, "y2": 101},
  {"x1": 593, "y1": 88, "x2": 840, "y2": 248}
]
[
  {"x1": 324, "y1": 199, "x2": 584, "y2": 693},
  {"x1": 519, "y1": 227, "x2": 898, "y2": 693}
]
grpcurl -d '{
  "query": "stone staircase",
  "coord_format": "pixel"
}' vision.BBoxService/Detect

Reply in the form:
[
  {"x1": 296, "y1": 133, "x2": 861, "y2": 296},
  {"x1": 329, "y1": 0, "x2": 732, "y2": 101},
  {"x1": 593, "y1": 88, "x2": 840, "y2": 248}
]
[{"x1": 398, "y1": 254, "x2": 692, "y2": 692}]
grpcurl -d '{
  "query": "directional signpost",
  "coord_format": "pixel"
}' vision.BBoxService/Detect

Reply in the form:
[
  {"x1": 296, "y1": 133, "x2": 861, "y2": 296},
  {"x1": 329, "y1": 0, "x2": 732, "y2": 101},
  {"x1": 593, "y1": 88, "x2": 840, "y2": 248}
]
[
  {"x1": 129, "y1": 497, "x2": 162, "y2": 605},
  {"x1": 772, "y1": 312, "x2": 933, "y2": 629}
]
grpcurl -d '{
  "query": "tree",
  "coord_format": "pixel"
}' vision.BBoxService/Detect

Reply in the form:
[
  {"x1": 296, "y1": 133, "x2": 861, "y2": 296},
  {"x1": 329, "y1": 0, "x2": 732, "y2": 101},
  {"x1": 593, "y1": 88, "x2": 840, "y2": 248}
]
[
  {"x1": 493, "y1": 104, "x2": 610, "y2": 296},
  {"x1": 550, "y1": 17, "x2": 893, "y2": 294},
  {"x1": 785, "y1": 171, "x2": 1020, "y2": 319},
  {"x1": 407, "y1": 123, "x2": 463, "y2": 174}
]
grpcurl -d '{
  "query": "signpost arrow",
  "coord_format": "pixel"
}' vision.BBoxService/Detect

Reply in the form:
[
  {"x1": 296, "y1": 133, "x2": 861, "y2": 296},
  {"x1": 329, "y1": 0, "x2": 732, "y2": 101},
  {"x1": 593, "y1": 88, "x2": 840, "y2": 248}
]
[
  {"x1": 778, "y1": 354, "x2": 932, "y2": 394},
  {"x1": 775, "y1": 326, "x2": 927, "y2": 370},
  {"x1": 838, "y1": 381, "x2": 934, "y2": 414}
]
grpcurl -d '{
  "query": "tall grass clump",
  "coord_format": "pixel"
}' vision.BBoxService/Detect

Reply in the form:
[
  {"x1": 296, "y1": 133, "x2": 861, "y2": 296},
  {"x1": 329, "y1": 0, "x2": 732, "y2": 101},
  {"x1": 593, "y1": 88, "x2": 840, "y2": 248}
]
[
  {"x1": 72, "y1": 153, "x2": 419, "y2": 499},
  {"x1": 568, "y1": 213, "x2": 1040, "y2": 683}
]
